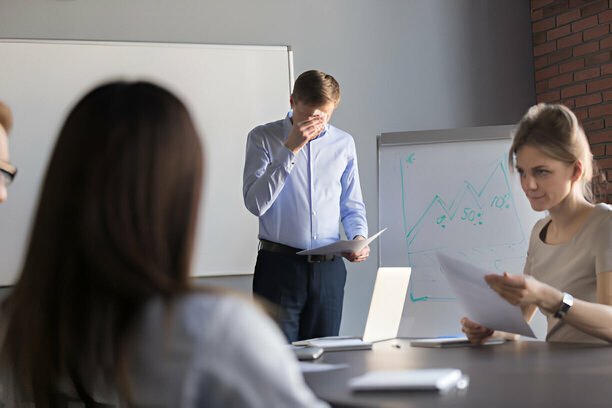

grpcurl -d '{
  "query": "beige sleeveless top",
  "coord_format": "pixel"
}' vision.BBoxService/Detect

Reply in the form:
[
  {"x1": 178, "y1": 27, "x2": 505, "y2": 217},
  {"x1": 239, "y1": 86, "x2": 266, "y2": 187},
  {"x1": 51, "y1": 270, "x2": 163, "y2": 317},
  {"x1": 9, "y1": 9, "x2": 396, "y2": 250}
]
[{"x1": 525, "y1": 203, "x2": 612, "y2": 343}]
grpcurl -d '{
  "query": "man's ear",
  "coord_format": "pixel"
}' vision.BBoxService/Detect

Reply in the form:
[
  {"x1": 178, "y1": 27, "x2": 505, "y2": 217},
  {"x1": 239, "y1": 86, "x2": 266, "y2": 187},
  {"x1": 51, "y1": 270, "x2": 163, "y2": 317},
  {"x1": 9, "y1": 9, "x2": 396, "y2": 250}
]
[{"x1": 289, "y1": 95, "x2": 295, "y2": 109}]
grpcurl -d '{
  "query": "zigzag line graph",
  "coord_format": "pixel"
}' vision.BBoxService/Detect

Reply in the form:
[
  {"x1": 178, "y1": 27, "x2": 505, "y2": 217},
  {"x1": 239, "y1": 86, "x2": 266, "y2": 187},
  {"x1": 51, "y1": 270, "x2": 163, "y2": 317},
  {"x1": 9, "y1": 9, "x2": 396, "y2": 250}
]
[{"x1": 399, "y1": 153, "x2": 529, "y2": 303}]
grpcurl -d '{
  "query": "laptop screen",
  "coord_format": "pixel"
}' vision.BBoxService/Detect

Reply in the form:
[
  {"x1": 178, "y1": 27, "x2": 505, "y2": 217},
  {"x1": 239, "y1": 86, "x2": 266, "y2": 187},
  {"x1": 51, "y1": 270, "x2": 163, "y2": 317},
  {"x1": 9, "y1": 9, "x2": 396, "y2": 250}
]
[{"x1": 362, "y1": 267, "x2": 411, "y2": 343}]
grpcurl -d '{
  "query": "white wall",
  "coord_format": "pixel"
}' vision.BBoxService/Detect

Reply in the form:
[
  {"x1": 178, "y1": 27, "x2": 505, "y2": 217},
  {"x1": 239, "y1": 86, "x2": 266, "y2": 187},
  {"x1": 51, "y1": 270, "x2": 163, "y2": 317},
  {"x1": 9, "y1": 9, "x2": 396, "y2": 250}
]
[{"x1": 0, "y1": 0, "x2": 535, "y2": 336}]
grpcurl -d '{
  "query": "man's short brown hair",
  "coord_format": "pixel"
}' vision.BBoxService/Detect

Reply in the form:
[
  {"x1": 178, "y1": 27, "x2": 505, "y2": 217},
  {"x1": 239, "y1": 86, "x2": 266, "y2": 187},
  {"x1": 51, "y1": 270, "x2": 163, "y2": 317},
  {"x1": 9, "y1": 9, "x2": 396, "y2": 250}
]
[
  {"x1": 292, "y1": 70, "x2": 340, "y2": 107},
  {"x1": 0, "y1": 102, "x2": 13, "y2": 134}
]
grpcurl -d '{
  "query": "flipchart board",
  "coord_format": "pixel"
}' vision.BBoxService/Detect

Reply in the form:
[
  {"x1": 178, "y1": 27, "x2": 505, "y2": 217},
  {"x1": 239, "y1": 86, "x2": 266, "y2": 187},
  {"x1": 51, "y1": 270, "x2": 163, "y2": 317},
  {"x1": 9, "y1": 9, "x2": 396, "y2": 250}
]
[{"x1": 378, "y1": 126, "x2": 541, "y2": 337}]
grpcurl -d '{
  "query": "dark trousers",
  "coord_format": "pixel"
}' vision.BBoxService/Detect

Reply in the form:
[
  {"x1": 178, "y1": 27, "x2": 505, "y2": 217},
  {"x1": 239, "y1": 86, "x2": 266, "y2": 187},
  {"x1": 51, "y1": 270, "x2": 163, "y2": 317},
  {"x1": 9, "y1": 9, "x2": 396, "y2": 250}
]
[{"x1": 253, "y1": 250, "x2": 347, "y2": 343}]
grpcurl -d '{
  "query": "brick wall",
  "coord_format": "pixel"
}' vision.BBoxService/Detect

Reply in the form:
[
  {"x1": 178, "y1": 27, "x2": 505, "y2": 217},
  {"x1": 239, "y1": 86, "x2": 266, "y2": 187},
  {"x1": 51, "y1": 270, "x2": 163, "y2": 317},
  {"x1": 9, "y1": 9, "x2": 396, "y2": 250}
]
[{"x1": 531, "y1": 0, "x2": 611, "y2": 202}]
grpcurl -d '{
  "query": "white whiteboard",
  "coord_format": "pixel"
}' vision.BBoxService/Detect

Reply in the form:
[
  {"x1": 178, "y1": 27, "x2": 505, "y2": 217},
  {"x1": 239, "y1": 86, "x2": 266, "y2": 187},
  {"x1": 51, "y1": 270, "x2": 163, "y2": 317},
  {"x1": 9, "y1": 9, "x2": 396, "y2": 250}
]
[
  {"x1": 0, "y1": 39, "x2": 293, "y2": 285},
  {"x1": 378, "y1": 126, "x2": 541, "y2": 338}
]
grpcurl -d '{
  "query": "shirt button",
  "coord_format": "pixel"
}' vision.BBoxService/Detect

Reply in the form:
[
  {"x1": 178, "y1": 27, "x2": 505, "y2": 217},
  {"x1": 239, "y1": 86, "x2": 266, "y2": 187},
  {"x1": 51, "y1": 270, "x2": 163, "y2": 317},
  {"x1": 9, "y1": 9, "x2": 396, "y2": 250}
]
[
  {"x1": 313, "y1": 235, "x2": 317, "y2": 240},
  {"x1": 312, "y1": 211, "x2": 316, "y2": 216}
]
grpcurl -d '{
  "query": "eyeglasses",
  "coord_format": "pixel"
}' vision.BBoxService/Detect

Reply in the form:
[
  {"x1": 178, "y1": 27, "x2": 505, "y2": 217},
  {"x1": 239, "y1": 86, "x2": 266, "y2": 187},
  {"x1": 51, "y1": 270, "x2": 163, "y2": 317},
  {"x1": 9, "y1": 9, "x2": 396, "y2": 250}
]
[{"x1": 0, "y1": 161, "x2": 17, "y2": 186}]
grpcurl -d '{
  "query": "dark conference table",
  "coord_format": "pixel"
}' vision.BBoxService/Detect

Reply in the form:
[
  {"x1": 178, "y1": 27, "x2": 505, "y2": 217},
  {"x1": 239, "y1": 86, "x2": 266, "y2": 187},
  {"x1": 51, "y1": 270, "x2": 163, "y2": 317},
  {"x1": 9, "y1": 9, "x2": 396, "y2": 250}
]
[{"x1": 303, "y1": 339, "x2": 612, "y2": 408}]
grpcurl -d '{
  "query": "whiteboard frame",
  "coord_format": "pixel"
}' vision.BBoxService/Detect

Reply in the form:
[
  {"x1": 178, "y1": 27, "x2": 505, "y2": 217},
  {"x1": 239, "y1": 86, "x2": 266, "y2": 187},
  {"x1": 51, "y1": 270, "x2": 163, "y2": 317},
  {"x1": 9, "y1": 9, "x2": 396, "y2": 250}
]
[{"x1": 0, "y1": 39, "x2": 295, "y2": 283}]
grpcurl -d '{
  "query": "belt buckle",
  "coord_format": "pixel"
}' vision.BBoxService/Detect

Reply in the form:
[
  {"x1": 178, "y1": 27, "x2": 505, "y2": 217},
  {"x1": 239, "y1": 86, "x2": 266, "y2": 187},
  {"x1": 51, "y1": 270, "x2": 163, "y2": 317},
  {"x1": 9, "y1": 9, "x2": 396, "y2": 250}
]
[
  {"x1": 306, "y1": 254, "x2": 335, "y2": 263},
  {"x1": 306, "y1": 255, "x2": 321, "y2": 263}
]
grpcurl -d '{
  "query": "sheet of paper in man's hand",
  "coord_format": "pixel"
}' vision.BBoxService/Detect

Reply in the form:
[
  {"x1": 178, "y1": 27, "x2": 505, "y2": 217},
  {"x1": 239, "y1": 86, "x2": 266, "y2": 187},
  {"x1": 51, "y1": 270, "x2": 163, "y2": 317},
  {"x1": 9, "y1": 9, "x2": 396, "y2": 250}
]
[
  {"x1": 436, "y1": 252, "x2": 536, "y2": 338},
  {"x1": 297, "y1": 228, "x2": 387, "y2": 256}
]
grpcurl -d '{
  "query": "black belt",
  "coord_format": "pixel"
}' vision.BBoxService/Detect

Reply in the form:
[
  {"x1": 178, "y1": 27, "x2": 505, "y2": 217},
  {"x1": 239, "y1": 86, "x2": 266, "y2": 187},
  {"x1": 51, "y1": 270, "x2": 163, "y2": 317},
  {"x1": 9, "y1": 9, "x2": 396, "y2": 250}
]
[{"x1": 259, "y1": 239, "x2": 336, "y2": 263}]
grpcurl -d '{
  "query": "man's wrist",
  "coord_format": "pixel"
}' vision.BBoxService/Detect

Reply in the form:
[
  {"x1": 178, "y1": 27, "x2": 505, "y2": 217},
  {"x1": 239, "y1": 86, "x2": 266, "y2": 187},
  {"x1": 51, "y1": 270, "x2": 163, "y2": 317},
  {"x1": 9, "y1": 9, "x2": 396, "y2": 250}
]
[{"x1": 283, "y1": 141, "x2": 300, "y2": 154}]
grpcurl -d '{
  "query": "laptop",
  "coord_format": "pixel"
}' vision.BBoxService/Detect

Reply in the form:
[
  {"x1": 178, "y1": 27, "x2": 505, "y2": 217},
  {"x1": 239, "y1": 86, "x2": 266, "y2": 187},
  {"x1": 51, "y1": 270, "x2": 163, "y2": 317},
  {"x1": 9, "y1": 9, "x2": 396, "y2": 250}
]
[{"x1": 362, "y1": 267, "x2": 411, "y2": 343}]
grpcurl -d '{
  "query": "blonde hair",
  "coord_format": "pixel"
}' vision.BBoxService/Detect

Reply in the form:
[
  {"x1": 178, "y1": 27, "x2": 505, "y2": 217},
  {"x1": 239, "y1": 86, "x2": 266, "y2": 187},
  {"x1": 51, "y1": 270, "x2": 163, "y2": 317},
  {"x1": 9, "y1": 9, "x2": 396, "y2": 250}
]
[
  {"x1": 0, "y1": 101, "x2": 13, "y2": 134},
  {"x1": 292, "y1": 70, "x2": 340, "y2": 106},
  {"x1": 509, "y1": 103, "x2": 597, "y2": 201}
]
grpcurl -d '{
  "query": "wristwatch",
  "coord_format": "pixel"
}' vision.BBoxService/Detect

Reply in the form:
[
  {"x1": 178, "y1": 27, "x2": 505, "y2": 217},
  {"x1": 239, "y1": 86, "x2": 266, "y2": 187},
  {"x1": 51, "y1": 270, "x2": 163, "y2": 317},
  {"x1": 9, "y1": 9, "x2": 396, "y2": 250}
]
[{"x1": 554, "y1": 292, "x2": 574, "y2": 319}]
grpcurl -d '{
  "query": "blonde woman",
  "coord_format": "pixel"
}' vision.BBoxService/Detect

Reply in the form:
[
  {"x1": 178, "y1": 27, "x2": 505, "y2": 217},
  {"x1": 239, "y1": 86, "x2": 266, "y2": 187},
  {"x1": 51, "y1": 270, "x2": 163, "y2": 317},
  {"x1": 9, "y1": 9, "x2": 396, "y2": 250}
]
[{"x1": 462, "y1": 103, "x2": 612, "y2": 344}]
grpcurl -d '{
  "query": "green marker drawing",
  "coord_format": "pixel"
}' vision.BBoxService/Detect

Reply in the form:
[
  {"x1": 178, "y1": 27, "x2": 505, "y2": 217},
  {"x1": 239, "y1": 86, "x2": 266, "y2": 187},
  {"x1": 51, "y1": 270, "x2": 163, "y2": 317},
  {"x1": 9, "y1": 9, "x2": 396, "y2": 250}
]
[
  {"x1": 399, "y1": 154, "x2": 529, "y2": 304},
  {"x1": 406, "y1": 152, "x2": 415, "y2": 165}
]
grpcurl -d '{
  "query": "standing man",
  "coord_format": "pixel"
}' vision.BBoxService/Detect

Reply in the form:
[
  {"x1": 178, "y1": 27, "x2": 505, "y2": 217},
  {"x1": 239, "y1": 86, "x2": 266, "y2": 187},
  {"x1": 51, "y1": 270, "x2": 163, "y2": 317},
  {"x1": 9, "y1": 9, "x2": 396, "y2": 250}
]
[
  {"x1": 0, "y1": 102, "x2": 15, "y2": 203},
  {"x1": 243, "y1": 70, "x2": 369, "y2": 342}
]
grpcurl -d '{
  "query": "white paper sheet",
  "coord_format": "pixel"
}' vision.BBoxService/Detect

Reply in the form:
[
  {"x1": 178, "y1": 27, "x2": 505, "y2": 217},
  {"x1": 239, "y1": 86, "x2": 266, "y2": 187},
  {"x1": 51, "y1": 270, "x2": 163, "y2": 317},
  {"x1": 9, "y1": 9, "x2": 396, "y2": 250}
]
[
  {"x1": 297, "y1": 228, "x2": 387, "y2": 256},
  {"x1": 348, "y1": 368, "x2": 464, "y2": 391},
  {"x1": 307, "y1": 338, "x2": 372, "y2": 351},
  {"x1": 292, "y1": 335, "x2": 360, "y2": 346},
  {"x1": 436, "y1": 252, "x2": 536, "y2": 338},
  {"x1": 292, "y1": 336, "x2": 372, "y2": 351},
  {"x1": 409, "y1": 336, "x2": 506, "y2": 348},
  {"x1": 299, "y1": 362, "x2": 349, "y2": 373}
]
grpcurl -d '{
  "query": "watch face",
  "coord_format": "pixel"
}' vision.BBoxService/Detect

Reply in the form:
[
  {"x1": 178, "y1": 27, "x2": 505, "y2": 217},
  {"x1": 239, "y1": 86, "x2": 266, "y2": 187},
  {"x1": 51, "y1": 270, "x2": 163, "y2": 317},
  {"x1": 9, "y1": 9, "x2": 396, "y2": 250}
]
[{"x1": 554, "y1": 292, "x2": 573, "y2": 319}]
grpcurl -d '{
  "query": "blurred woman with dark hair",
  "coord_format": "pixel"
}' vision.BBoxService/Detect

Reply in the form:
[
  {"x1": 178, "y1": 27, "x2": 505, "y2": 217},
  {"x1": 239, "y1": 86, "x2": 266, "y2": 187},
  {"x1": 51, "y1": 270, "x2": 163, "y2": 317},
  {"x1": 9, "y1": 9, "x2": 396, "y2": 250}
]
[{"x1": 0, "y1": 81, "x2": 327, "y2": 407}]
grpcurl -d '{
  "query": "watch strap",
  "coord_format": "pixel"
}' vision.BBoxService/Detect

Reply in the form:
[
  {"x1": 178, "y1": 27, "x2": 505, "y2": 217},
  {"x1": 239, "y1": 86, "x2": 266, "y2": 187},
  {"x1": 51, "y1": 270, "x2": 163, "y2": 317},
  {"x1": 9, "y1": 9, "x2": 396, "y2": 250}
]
[{"x1": 554, "y1": 292, "x2": 573, "y2": 319}]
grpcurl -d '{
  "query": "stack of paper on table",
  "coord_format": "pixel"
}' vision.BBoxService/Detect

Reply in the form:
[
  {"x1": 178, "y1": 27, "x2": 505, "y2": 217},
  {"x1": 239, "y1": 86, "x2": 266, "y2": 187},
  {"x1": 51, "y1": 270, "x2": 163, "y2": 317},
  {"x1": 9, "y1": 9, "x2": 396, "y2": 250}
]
[
  {"x1": 292, "y1": 336, "x2": 372, "y2": 351},
  {"x1": 410, "y1": 336, "x2": 505, "y2": 348},
  {"x1": 349, "y1": 369, "x2": 466, "y2": 392}
]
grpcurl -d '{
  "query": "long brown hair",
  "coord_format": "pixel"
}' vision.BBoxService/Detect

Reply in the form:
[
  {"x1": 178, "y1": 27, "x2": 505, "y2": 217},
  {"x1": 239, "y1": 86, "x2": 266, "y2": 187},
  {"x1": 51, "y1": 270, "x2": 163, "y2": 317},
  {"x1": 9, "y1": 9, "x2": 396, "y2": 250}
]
[{"x1": 0, "y1": 81, "x2": 203, "y2": 406}]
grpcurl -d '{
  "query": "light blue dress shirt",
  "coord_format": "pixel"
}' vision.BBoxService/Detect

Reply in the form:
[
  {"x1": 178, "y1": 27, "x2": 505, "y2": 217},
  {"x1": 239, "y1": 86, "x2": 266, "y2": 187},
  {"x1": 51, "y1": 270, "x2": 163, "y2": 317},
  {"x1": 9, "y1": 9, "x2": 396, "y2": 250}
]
[{"x1": 243, "y1": 112, "x2": 368, "y2": 250}]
